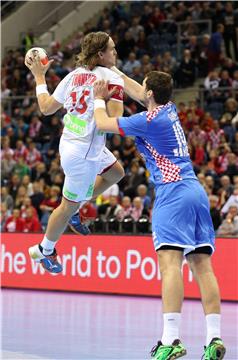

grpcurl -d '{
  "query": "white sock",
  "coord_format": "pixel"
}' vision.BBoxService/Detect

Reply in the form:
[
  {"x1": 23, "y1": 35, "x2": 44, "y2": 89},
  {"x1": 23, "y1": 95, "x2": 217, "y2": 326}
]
[
  {"x1": 206, "y1": 314, "x2": 221, "y2": 346},
  {"x1": 40, "y1": 236, "x2": 56, "y2": 255},
  {"x1": 161, "y1": 313, "x2": 181, "y2": 345}
]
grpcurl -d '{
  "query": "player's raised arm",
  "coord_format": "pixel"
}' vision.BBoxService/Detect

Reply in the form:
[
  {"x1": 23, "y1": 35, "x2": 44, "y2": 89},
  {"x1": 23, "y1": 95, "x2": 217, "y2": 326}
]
[
  {"x1": 111, "y1": 66, "x2": 145, "y2": 106},
  {"x1": 25, "y1": 54, "x2": 62, "y2": 115}
]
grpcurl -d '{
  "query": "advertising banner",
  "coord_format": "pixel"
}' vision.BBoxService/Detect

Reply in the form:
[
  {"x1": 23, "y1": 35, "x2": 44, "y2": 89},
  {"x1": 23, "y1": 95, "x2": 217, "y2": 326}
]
[{"x1": 1, "y1": 233, "x2": 237, "y2": 301}]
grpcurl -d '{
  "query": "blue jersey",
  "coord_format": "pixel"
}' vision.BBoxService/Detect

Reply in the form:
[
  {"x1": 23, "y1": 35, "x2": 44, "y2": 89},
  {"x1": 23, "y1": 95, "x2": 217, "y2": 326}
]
[{"x1": 117, "y1": 102, "x2": 197, "y2": 187}]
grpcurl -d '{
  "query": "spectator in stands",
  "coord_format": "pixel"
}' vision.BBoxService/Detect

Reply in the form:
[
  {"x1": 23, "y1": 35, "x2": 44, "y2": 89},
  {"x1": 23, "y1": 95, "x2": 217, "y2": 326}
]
[
  {"x1": 207, "y1": 24, "x2": 224, "y2": 71},
  {"x1": 13, "y1": 156, "x2": 30, "y2": 179},
  {"x1": 222, "y1": 2, "x2": 238, "y2": 61},
  {"x1": 15, "y1": 185, "x2": 28, "y2": 208},
  {"x1": 8, "y1": 174, "x2": 21, "y2": 200},
  {"x1": 0, "y1": 203, "x2": 10, "y2": 232},
  {"x1": 221, "y1": 185, "x2": 238, "y2": 215},
  {"x1": 103, "y1": 195, "x2": 122, "y2": 221},
  {"x1": 15, "y1": 117, "x2": 29, "y2": 140},
  {"x1": 207, "y1": 120, "x2": 225, "y2": 152},
  {"x1": 22, "y1": 174, "x2": 34, "y2": 196},
  {"x1": 1, "y1": 186, "x2": 14, "y2": 213},
  {"x1": 22, "y1": 207, "x2": 42, "y2": 233},
  {"x1": 209, "y1": 195, "x2": 222, "y2": 231},
  {"x1": 137, "y1": 184, "x2": 151, "y2": 210},
  {"x1": 231, "y1": 132, "x2": 238, "y2": 155},
  {"x1": 188, "y1": 124, "x2": 207, "y2": 148},
  {"x1": 31, "y1": 162, "x2": 51, "y2": 184},
  {"x1": 118, "y1": 196, "x2": 133, "y2": 220},
  {"x1": 25, "y1": 141, "x2": 42, "y2": 168},
  {"x1": 186, "y1": 35, "x2": 200, "y2": 62},
  {"x1": 122, "y1": 52, "x2": 141, "y2": 76},
  {"x1": 217, "y1": 204, "x2": 238, "y2": 237},
  {"x1": 198, "y1": 34, "x2": 210, "y2": 76},
  {"x1": 131, "y1": 66, "x2": 144, "y2": 84},
  {"x1": 1, "y1": 152, "x2": 16, "y2": 181},
  {"x1": 131, "y1": 197, "x2": 147, "y2": 222},
  {"x1": 14, "y1": 140, "x2": 28, "y2": 162},
  {"x1": 39, "y1": 185, "x2": 61, "y2": 228},
  {"x1": 224, "y1": 152, "x2": 238, "y2": 178},
  {"x1": 121, "y1": 137, "x2": 137, "y2": 168},
  {"x1": 30, "y1": 181, "x2": 45, "y2": 218},
  {"x1": 205, "y1": 176, "x2": 216, "y2": 195},
  {"x1": 4, "y1": 208, "x2": 25, "y2": 232},
  {"x1": 22, "y1": 30, "x2": 35, "y2": 52},
  {"x1": 204, "y1": 71, "x2": 220, "y2": 91},
  {"x1": 122, "y1": 160, "x2": 147, "y2": 199},
  {"x1": 128, "y1": 16, "x2": 144, "y2": 42},
  {"x1": 160, "y1": 51, "x2": 177, "y2": 75},
  {"x1": 49, "y1": 41, "x2": 64, "y2": 66},
  {"x1": 219, "y1": 70, "x2": 233, "y2": 102},
  {"x1": 117, "y1": 31, "x2": 135, "y2": 60},
  {"x1": 218, "y1": 175, "x2": 234, "y2": 207},
  {"x1": 175, "y1": 49, "x2": 196, "y2": 87}
]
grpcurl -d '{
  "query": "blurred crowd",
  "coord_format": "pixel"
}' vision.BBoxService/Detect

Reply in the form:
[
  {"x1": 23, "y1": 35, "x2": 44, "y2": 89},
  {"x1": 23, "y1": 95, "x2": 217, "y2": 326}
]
[{"x1": 1, "y1": 1, "x2": 238, "y2": 236}]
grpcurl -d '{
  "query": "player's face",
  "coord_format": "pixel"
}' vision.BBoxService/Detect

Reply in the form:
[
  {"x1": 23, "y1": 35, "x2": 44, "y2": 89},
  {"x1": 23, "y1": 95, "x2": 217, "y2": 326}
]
[
  {"x1": 142, "y1": 78, "x2": 152, "y2": 106},
  {"x1": 99, "y1": 37, "x2": 117, "y2": 67}
]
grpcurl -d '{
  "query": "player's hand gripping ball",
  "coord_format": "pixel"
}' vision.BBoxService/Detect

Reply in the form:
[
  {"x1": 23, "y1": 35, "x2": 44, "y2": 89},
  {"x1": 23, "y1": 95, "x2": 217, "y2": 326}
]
[{"x1": 25, "y1": 47, "x2": 49, "y2": 65}]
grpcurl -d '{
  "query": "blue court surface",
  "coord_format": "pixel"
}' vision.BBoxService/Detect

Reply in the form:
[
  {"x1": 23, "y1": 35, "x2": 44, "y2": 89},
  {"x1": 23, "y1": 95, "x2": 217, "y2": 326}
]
[{"x1": 1, "y1": 289, "x2": 237, "y2": 359}]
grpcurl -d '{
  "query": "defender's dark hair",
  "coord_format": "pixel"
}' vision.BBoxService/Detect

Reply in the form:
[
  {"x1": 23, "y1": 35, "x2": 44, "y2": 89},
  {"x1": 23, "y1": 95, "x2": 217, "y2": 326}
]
[
  {"x1": 76, "y1": 32, "x2": 110, "y2": 70},
  {"x1": 145, "y1": 71, "x2": 173, "y2": 105}
]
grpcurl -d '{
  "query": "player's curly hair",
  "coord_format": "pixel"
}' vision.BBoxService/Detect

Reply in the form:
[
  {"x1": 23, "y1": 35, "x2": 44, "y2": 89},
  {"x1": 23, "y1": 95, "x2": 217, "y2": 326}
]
[
  {"x1": 145, "y1": 71, "x2": 173, "y2": 105},
  {"x1": 76, "y1": 32, "x2": 110, "y2": 70}
]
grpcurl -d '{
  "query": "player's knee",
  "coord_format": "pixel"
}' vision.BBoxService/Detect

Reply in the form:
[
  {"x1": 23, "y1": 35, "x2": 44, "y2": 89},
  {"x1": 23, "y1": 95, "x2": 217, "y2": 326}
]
[
  {"x1": 187, "y1": 254, "x2": 213, "y2": 275},
  {"x1": 114, "y1": 162, "x2": 125, "y2": 181},
  {"x1": 158, "y1": 251, "x2": 182, "y2": 275},
  {"x1": 58, "y1": 200, "x2": 79, "y2": 217}
]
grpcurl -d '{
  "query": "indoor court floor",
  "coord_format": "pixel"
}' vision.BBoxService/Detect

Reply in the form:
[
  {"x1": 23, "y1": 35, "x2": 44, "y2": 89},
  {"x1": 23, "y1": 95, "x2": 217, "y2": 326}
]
[{"x1": 1, "y1": 289, "x2": 237, "y2": 359}]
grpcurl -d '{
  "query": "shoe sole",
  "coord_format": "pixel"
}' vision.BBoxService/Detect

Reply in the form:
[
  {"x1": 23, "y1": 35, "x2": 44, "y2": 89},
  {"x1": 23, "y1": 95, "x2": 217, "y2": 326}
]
[
  {"x1": 216, "y1": 345, "x2": 226, "y2": 360},
  {"x1": 68, "y1": 224, "x2": 90, "y2": 236},
  {"x1": 168, "y1": 349, "x2": 187, "y2": 360}
]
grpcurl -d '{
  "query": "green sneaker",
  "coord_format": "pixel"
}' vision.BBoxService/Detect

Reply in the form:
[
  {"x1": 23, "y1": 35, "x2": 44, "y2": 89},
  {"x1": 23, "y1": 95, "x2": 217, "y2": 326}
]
[
  {"x1": 150, "y1": 339, "x2": 187, "y2": 360},
  {"x1": 202, "y1": 338, "x2": 226, "y2": 360}
]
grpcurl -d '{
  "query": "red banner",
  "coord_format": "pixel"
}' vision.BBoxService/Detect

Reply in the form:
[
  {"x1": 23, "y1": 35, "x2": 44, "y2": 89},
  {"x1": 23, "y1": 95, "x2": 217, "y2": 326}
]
[{"x1": 1, "y1": 233, "x2": 237, "y2": 301}]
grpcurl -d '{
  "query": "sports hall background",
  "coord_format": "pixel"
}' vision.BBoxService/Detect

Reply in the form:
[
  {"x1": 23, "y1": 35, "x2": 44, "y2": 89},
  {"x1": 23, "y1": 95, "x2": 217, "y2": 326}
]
[{"x1": 1, "y1": 1, "x2": 238, "y2": 359}]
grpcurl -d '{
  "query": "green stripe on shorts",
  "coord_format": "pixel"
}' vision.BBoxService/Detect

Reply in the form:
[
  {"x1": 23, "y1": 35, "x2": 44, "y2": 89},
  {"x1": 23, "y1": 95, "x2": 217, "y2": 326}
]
[{"x1": 63, "y1": 188, "x2": 78, "y2": 200}]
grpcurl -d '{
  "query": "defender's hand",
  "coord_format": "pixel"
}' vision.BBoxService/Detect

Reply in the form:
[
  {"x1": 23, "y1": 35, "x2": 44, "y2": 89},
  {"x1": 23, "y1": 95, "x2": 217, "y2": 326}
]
[{"x1": 94, "y1": 80, "x2": 117, "y2": 101}]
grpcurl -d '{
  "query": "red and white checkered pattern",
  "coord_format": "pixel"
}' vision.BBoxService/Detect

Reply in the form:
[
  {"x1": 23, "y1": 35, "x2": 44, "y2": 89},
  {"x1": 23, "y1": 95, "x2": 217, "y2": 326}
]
[
  {"x1": 146, "y1": 102, "x2": 172, "y2": 122},
  {"x1": 144, "y1": 140, "x2": 182, "y2": 183}
]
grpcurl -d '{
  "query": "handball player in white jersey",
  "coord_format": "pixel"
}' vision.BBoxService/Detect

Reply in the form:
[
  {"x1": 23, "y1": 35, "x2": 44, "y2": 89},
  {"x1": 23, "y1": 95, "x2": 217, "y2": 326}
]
[{"x1": 25, "y1": 32, "x2": 125, "y2": 273}]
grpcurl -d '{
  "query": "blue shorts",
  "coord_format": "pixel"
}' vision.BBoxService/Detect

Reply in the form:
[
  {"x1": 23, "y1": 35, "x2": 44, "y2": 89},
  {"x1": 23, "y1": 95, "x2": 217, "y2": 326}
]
[{"x1": 152, "y1": 179, "x2": 215, "y2": 255}]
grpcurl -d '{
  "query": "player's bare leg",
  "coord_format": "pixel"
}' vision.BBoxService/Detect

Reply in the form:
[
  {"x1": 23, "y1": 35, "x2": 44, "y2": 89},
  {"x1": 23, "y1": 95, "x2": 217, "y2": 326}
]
[
  {"x1": 93, "y1": 160, "x2": 125, "y2": 197},
  {"x1": 29, "y1": 197, "x2": 79, "y2": 273},
  {"x1": 150, "y1": 249, "x2": 187, "y2": 359},
  {"x1": 186, "y1": 253, "x2": 225, "y2": 359},
  {"x1": 69, "y1": 161, "x2": 124, "y2": 235}
]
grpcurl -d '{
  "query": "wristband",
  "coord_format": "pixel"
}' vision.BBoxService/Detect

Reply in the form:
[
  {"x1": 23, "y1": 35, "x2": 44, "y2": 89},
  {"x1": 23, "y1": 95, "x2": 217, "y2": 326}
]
[
  {"x1": 94, "y1": 98, "x2": 106, "y2": 110},
  {"x1": 36, "y1": 84, "x2": 49, "y2": 96},
  {"x1": 110, "y1": 66, "x2": 124, "y2": 77}
]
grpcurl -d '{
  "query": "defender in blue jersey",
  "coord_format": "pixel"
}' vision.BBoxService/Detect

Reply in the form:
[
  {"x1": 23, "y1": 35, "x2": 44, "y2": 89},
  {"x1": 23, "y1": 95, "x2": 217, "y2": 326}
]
[{"x1": 93, "y1": 71, "x2": 225, "y2": 360}]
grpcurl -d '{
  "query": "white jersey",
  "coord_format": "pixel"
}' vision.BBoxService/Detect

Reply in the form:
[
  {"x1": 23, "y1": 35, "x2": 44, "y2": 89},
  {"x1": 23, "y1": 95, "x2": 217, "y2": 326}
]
[{"x1": 52, "y1": 66, "x2": 124, "y2": 160}]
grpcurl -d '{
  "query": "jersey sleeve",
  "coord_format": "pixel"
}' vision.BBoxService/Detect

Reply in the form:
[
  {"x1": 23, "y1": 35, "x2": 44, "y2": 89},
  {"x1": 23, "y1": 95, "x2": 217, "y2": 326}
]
[
  {"x1": 52, "y1": 73, "x2": 71, "y2": 104},
  {"x1": 117, "y1": 111, "x2": 147, "y2": 137},
  {"x1": 108, "y1": 72, "x2": 124, "y2": 103}
]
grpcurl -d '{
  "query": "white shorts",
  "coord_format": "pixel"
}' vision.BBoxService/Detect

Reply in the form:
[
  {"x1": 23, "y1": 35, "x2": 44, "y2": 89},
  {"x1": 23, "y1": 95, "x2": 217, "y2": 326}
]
[{"x1": 59, "y1": 143, "x2": 117, "y2": 202}]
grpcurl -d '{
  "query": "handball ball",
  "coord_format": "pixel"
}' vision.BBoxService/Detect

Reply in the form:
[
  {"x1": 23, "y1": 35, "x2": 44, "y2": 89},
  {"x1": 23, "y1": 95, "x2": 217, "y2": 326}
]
[{"x1": 25, "y1": 47, "x2": 49, "y2": 65}]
